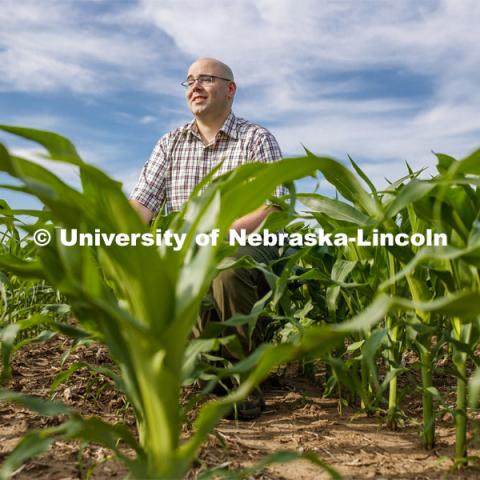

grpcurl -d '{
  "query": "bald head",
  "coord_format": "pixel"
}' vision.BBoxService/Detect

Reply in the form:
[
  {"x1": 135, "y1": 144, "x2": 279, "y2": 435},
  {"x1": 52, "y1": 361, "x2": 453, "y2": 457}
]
[
  {"x1": 185, "y1": 57, "x2": 237, "y2": 121},
  {"x1": 187, "y1": 57, "x2": 234, "y2": 81}
]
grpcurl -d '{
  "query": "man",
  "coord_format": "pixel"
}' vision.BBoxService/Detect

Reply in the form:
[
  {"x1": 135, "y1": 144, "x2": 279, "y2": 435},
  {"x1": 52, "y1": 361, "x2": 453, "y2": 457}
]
[{"x1": 129, "y1": 58, "x2": 286, "y2": 418}]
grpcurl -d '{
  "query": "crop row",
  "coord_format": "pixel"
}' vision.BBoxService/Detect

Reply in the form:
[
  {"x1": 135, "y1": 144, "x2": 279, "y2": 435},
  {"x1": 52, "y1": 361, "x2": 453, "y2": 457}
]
[{"x1": 0, "y1": 126, "x2": 479, "y2": 478}]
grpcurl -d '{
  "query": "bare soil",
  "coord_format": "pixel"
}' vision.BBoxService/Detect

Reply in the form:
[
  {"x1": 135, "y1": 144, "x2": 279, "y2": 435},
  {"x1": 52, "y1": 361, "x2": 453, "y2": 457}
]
[{"x1": 1, "y1": 335, "x2": 480, "y2": 479}]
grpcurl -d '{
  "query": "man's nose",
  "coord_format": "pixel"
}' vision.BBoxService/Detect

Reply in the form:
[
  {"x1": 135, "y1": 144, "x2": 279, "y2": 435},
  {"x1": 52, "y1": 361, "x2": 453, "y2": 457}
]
[{"x1": 191, "y1": 80, "x2": 204, "y2": 91}]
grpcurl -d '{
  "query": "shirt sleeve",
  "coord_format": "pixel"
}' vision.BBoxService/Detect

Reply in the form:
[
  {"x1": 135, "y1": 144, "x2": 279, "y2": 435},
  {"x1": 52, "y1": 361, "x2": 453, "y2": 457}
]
[
  {"x1": 129, "y1": 136, "x2": 169, "y2": 215},
  {"x1": 251, "y1": 131, "x2": 288, "y2": 199}
]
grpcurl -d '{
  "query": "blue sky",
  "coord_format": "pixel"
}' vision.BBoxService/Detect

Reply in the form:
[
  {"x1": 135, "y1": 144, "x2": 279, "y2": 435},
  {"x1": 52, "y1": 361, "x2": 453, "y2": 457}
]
[{"x1": 1, "y1": 0, "x2": 479, "y2": 210}]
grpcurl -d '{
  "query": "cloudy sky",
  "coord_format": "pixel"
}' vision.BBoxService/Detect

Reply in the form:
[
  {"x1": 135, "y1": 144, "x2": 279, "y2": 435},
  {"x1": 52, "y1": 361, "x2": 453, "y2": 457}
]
[{"x1": 1, "y1": 0, "x2": 479, "y2": 209}]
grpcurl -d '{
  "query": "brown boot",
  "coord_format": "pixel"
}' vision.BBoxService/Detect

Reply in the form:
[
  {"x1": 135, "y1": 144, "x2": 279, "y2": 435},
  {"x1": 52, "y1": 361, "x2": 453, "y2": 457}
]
[{"x1": 225, "y1": 389, "x2": 265, "y2": 420}]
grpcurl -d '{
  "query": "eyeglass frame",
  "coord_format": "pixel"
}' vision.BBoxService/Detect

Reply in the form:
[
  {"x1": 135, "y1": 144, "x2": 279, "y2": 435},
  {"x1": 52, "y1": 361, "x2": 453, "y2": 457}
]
[{"x1": 181, "y1": 74, "x2": 233, "y2": 89}]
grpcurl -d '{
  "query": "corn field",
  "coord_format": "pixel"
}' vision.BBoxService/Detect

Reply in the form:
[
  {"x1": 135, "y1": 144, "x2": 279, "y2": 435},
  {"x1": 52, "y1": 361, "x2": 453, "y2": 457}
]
[{"x1": 1, "y1": 125, "x2": 480, "y2": 479}]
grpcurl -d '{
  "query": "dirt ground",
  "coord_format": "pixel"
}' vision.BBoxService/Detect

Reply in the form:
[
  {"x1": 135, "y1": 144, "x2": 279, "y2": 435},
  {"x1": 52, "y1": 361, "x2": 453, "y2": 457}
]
[{"x1": 1, "y1": 335, "x2": 480, "y2": 479}]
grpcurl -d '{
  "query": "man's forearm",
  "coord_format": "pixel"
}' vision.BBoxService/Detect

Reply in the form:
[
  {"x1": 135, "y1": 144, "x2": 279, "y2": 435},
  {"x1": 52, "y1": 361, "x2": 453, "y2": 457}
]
[
  {"x1": 129, "y1": 199, "x2": 154, "y2": 224},
  {"x1": 229, "y1": 204, "x2": 279, "y2": 234},
  {"x1": 130, "y1": 198, "x2": 277, "y2": 232}
]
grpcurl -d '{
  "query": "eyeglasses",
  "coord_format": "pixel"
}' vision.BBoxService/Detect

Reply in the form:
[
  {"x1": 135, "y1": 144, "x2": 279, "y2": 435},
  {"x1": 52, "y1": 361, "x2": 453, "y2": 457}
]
[{"x1": 181, "y1": 74, "x2": 232, "y2": 89}]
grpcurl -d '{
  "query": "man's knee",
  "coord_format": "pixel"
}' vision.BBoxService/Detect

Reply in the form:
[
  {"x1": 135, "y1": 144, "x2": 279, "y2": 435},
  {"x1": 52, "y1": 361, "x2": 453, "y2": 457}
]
[{"x1": 212, "y1": 267, "x2": 249, "y2": 290}]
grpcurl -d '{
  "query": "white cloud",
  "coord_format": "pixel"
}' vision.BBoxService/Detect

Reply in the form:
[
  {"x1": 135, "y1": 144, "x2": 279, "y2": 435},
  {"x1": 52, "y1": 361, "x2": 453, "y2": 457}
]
[
  {"x1": 118, "y1": 167, "x2": 143, "y2": 196},
  {"x1": 2, "y1": 113, "x2": 66, "y2": 131},
  {"x1": 139, "y1": 115, "x2": 157, "y2": 125},
  {"x1": 138, "y1": 0, "x2": 480, "y2": 171},
  {"x1": 139, "y1": 0, "x2": 478, "y2": 78},
  {"x1": 0, "y1": 0, "x2": 182, "y2": 95},
  {"x1": 2, "y1": 0, "x2": 479, "y2": 196}
]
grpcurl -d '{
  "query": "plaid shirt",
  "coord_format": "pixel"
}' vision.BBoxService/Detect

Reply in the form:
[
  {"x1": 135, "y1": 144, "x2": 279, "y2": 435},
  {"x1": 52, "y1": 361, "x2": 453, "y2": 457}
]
[{"x1": 130, "y1": 111, "x2": 287, "y2": 214}]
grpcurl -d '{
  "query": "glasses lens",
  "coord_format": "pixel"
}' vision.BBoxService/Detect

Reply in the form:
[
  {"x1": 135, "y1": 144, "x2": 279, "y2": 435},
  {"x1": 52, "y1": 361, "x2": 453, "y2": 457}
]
[
  {"x1": 182, "y1": 75, "x2": 215, "y2": 88},
  {"x1": 199, "y1": 75, "x2": 212, "y2": 84}
]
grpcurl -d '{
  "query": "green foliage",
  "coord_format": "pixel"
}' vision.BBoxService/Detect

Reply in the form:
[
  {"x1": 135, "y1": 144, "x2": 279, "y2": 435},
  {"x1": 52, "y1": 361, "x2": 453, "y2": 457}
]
[
  {"x1": 0, "y1": 126, "x2": 350, "y2": 479},
  {"x1": 1, "y1": 124, "x2": 480, "y2": 475},
  {"x1": 0, "y1": 205, "x2": 69, "y2": 379}
]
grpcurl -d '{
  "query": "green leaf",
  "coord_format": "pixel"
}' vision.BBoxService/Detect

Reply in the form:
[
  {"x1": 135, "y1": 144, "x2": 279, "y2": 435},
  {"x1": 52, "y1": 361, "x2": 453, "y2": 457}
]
[
  {"x1": 457, "y1": 148, "x2": 480, "y2": 175},
  {"x1": 181, "y1": 326, "x2": 344, "y2": 464},
  {"x1": 0, "y1": 314, "x2": 50, "y2": 379},
  {"x1": 327, "y1": 259, "x2": 357, "y2": 321},
  {"x1": 198, "y1": 450, "x2": 341, "y2": 479},
  {"x1": 0, "y1": 389, "x2": 71, "y2": 416},
  {"x1": 303, "y1": 149, "x2": 382, "y2": 218},
  {"x1": 469, "y1": 368, "x2": 480, "y2": 409},
  {"x1": 435, "y1": 152, "x2": 457, "y2": 174},
  {"x1": 382, "y1": 180, "x2": 436, "y2": 220},
  {"x1": 298, "y1": 193, "x2": 371, "y2": 225},
  {"x1": 0, "y1": 427, "x2": 62, "y2": 480},
  {"x1": 0, "y1": 253, "x2": 45, "y2": 278},
  {"x1": 380, "y1": 243, "x2": 480, "y2": 291},
  {"x1": 0, "y1": 125, "x2": 82, "y2": 163},
  {"x1": 50, "y1": 362, "x2": 100, "y2": 394},
  {"x1": 348, "y1": 154, "x2": 377, "y2": 196}
]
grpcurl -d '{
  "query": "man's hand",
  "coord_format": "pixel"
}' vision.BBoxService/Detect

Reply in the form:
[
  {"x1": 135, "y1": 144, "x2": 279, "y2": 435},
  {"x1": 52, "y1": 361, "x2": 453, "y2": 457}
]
[
  {"x1": 129, "y1": 199, "x2": 154, "y2": 224},
  {"x1": 229, "y1": 204, "x2": 280, "y2": 234}
]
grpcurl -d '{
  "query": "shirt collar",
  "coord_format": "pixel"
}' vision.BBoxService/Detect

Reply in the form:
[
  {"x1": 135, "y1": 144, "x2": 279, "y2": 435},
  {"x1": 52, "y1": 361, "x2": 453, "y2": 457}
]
[
  {"x1": 185, "y1": 111, "x2": 238, "y2": 141},
  {"x1": 219, "y1": 111, "x2": 238, "y2": 140}
]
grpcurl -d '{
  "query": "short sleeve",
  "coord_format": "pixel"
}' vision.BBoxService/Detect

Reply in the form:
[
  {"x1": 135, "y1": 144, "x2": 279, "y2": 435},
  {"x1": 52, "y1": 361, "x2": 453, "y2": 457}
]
[
  {"x1": 251, "y1": 132, "x2": 288, "y2": 198},
  {"x1": 129, "y1": 136, "x2": 169, "y2": 215}
]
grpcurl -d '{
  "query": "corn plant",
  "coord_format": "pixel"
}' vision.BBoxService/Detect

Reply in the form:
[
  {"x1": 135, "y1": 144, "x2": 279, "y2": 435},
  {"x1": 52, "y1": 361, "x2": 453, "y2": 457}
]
[
  {"x1": 381, "y1": 149, "x2": 480, "y2": 462},
  {"x1": 0, "y1": 202, "x2": 69, "y2": 380},
  {"x1": 3, "y1": 124, "x2": 479, "y2": 473},
  {"x1": 296, "y1": 148, "x2": 480, "y2": 462},
  {"x1": 1, "y1": 126, "x2": 376, "y2": 479}
]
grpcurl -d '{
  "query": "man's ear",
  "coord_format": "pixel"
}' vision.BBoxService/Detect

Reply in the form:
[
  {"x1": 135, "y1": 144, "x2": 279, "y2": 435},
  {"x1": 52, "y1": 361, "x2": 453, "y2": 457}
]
[{"x1": 228, "y1": 81, "x2": 237, "y2": 98}]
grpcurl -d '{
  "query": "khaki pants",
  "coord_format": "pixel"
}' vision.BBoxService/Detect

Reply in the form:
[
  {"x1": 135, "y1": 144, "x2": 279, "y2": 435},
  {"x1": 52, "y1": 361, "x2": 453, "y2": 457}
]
[{"x1": 197, "y1": 244, "x2": 279, "y2": 360}]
